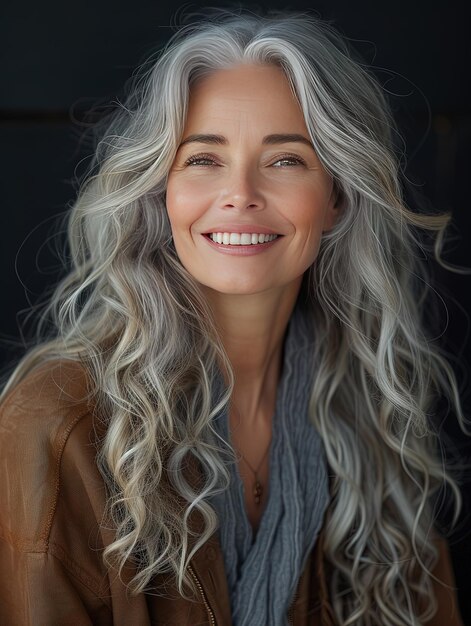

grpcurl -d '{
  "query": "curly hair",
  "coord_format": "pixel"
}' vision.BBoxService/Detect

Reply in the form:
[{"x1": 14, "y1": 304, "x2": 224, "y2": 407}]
[{"x1": 2, "y1": 8, "x2": 470, "y2": 625}]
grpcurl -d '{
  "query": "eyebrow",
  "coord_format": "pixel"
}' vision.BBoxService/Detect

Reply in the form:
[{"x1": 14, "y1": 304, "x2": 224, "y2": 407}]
[{"x1": 178, "y1": 133, "x2": 314, "y2": 150}]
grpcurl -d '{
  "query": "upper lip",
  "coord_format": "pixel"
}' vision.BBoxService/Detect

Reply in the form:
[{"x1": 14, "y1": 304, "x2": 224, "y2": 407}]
[{"x1": 203, "y1": 225, "x2": 282, "y2": 235}]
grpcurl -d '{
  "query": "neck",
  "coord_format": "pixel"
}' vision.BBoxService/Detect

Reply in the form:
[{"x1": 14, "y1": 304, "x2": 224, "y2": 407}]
[{"x1": 201, "y1": 278, "x2": 302, "y2": 424}]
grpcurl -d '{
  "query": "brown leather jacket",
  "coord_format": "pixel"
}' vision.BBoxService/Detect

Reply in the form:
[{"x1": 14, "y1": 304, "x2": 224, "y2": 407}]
[{"x1": 0, "y1": 361, "x2": 464, "y2": 625}]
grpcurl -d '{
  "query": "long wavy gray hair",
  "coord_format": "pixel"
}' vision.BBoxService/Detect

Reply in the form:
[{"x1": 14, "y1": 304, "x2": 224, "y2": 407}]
[{"x1": 3, "y1": 8, "x2": 470, "y2": 625}]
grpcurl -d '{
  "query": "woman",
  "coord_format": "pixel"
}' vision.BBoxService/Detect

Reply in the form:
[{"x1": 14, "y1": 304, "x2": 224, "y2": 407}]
[{"x1": 0, "y1": 8, "x2": 468, "y2": 626}]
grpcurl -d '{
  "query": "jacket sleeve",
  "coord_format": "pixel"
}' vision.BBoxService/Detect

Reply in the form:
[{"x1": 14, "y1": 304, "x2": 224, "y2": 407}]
[{"x1": 0, "y1": 541, "x2": 111, "y2": 626}]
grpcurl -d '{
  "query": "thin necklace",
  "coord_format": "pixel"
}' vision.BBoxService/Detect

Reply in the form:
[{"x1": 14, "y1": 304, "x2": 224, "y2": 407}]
[{"x1": 237, "y1": 443, "x2": 271, "y2": 505}]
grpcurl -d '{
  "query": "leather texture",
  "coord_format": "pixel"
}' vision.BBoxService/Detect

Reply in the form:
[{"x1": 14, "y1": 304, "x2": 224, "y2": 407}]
[{"x1": 0, "y1": 360, "x2": 464, "y2": 625}]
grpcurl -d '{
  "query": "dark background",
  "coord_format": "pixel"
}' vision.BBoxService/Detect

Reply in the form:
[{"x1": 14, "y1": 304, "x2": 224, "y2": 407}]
[{"x1": 2, "y1": 0, "x2": 470, "y2": 619}]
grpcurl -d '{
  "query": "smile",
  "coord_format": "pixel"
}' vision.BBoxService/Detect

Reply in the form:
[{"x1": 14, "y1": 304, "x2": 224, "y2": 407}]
[
  {"x1": 202, "y1": 232, "x2": 283, "y2": 256},
  {"x1": 206, "y1": 232, "x2": 279, "y2": 245}
]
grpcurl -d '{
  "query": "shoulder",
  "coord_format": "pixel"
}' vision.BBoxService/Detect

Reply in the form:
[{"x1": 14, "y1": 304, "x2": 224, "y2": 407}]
[
  {"x1": 0, "y1": 358, "x2": 93, "y2": 423},
  {"x1": 0, "y1": 359, "x2": 95, "y2": 470},
  {"x1": 0, "y1": 359, "x2": 104, "y2": 552},
  {"x1": 0, "y1": 358, "x2": 92, "y2": 418}
]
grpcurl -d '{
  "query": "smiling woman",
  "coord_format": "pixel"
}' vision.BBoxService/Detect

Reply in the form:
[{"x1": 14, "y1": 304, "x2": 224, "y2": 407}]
[{"x1": 0, "y1": 7, "x2": 468, "y2": 626}]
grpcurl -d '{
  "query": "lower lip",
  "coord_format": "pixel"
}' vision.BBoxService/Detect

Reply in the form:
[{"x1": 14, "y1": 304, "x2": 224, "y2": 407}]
[{"x1": 202, "y1": 234, "x2": 282, "y2": 255}]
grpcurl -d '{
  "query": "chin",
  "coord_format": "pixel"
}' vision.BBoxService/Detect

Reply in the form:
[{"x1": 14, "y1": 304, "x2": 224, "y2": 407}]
[{"x1": 199, "y1": 280, "x2": 273, "y2": 296}]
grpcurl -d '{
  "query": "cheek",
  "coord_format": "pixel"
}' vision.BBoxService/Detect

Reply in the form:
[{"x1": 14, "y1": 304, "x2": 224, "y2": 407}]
[
  {"x1": 287, "y1": 189, "x2": 334, "y2": 260},
  {"x1": 291, "y1": 187, "x2": 331, "y2": 227},
  {"x1": 166, "y1": 179, "x2": 204, "y2": 230}
]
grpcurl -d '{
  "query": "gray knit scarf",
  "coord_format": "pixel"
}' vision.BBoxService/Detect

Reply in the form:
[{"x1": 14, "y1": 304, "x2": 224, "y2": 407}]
[{"x1": 208, "y1": 299, "x2": 330, "y2": 626}]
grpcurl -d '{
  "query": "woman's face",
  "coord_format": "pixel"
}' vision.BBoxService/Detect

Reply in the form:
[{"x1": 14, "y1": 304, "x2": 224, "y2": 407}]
[{"x1": 166, "y1": 63, "x2": 339, "y2": 296}]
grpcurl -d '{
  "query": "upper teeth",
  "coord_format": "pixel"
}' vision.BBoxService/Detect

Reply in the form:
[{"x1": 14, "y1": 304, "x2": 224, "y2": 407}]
[{"x1": 208, "y1": 232, "x2": 279, "y2": 245}]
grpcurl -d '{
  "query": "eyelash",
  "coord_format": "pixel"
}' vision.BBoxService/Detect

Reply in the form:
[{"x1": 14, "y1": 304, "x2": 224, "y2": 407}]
[{"x1": 183, "y1": 152, "x2": 306, "y2": 167}]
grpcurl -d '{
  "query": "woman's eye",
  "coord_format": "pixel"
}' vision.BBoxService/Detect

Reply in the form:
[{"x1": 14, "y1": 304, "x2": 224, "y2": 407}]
[
  {"x1": 184, "y1": 154, "x2": 218, "y2": 166},
  {"x1": 272, "y1": 155, "x2": 306, "y2": 167}
]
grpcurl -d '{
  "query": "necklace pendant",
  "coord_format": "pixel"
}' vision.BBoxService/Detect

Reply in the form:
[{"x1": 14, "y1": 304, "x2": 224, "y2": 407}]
[{"x1": 253, "y1": 480, "x2": 263, "y2": 504}]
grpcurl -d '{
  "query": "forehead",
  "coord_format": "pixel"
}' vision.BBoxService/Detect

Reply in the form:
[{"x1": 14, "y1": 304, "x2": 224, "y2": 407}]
[{"x1": 184, "y1": 64, "x2": 308, "y2": 134}]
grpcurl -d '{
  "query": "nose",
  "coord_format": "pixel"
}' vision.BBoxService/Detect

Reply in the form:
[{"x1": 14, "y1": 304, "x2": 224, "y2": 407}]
[{"x1": 219, "y1": 165, "x2": 266, "y2": 212}]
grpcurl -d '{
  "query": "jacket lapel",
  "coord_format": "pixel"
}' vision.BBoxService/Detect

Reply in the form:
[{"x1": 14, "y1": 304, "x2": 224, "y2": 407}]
[{"x1": 175, "y1": 453, "x2": 233, "y2": 624}]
